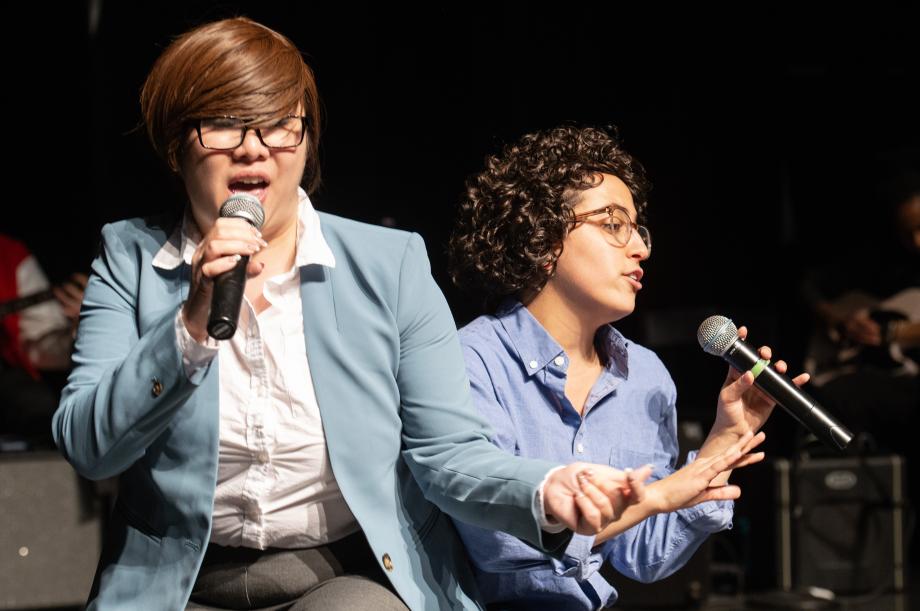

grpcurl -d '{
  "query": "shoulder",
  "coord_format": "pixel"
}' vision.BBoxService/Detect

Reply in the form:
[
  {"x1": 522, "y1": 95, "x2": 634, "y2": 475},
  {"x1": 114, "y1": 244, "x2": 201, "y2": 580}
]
[
  {"x1": 91, "y1": 217, "x2": 180, "y2": 299},
  {"x1": 317, "y1": 212, "x2": 420, "y2": 265},
  {"x1": 615, "y1": 333, "x2": 677, "y2": 397},
  {"x1": 315, "y1": 213, "x2": 446, "y2": 319},
  {"x1": 0, "y1": 234, "x2": 29, "y2": 255},
  {"x1": 624, "y1": 338, "x2": 669, "y2": 373},
  {"x1": 0, "y1": 235, "x2": 33, "y2": 271},
  {"x1": 458, "y1": 314, "x2": 506, "y2": 354},
  {"x1": 457, "y1": 314, "x2": 515, "y2": 381},
  {"x1": 98, "y1": 216, "x2": 173, "y2": 258},
  {"x1": 458, "y1": 313, "x2": 502, "y2": 341}
]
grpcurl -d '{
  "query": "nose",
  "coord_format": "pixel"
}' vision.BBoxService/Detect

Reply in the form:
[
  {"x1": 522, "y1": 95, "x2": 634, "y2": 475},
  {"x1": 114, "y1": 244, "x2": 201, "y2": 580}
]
[
  {"x1": 233, "y1": 127, "x2": 269, "y2": 161},
  {"x1": 627, "y1": 228, "x2": 650, "y2": 260}
]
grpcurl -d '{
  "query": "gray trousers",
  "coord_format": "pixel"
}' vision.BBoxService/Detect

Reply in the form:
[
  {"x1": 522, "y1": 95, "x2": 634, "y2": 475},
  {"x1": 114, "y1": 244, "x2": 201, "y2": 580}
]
[{"x1": 185, "y1": 530, "x2": 409, "y2": 611}]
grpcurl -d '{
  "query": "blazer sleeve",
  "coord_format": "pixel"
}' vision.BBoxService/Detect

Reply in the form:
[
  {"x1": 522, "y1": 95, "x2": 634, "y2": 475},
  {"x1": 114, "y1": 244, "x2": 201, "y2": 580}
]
[
  {"x1": 52, "y1": 223, "x2": 210, "y2": 480},
  {"x1": 394, "y1": 233, "x2": 569, "y2": 552}
]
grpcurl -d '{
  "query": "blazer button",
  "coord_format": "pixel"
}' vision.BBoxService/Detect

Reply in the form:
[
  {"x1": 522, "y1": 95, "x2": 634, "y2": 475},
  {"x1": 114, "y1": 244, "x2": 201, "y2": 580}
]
[
  {"x1": 151, "y1": 377, "x2": 163, "y2": 398},
  {"x1": 382, "y1": 553, "x2": 394, "y2": 572}
]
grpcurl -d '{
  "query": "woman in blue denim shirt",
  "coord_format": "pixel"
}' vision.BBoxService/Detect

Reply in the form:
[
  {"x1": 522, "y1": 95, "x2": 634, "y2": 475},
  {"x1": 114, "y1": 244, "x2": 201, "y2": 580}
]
[{"x1": 448, "y1": 126, "x2": 810, "y2": 610}]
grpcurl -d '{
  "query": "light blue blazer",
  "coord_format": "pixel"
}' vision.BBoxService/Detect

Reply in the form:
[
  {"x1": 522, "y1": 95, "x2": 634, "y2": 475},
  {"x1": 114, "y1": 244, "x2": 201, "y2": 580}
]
[{"x1": 52, "y1": 213, "x2": 564, "y2": 610}]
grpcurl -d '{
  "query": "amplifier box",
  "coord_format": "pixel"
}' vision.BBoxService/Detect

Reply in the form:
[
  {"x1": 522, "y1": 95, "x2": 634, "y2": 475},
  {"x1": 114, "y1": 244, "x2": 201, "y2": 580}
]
[{"x1": 774, "y1": 455, "x2": 906, "y2": 594}]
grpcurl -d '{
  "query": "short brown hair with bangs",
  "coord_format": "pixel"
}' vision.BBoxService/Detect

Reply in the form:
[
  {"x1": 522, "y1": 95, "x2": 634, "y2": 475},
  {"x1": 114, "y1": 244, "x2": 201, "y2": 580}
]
[{"x1": 140, "y1": 17, "x2": 322, "y2": 193}]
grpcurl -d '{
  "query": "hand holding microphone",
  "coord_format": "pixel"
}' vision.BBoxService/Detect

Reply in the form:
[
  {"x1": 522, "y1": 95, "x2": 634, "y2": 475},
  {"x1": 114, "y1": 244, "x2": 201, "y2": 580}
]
[
  {"x1": 698, "y1": 315, "x2": 853, "y2": 451},
  {"x1": 182, "y1": 194, "x2": 267, "y2": 342}
]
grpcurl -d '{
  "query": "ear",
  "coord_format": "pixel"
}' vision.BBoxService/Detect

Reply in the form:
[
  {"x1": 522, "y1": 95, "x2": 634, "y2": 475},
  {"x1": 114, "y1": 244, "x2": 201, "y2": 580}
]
[
  {"x1": 169, "y1": 144, "x2": 184, "y2": 177},
  {"x1": 544, "y1": 244, "x2": 563, "y2": 274}
]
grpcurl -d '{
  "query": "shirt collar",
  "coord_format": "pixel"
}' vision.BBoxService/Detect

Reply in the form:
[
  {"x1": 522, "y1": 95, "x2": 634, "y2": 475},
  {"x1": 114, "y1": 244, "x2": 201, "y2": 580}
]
[
  {"x1": 496, "y1": 299, "x2": 630, "y2": 378},
  {"x1": 152, "y1": 187, "x2": 336, "y2": 271}
]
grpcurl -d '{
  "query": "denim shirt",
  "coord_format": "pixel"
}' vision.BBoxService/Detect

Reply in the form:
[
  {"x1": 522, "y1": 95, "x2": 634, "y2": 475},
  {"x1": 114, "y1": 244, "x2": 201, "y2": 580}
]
[{"x1": 452, "y1": 301, "x2": 733, "y2": 610}]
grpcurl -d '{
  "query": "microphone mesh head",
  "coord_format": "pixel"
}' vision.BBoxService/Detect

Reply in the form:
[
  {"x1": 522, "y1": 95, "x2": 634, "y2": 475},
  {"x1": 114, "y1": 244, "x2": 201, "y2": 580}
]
[
  {"x1": 697, "y1": 315, "x2": 738, "y2": 356},
  {"x1": 219, "y1": 194, "x2": 265, "y2": 229}
]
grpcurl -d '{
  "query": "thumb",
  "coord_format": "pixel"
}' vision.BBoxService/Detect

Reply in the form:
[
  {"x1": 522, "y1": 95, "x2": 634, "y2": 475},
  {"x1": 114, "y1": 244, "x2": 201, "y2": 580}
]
[
  {"x1": 247, "y1": 260, "x2": 266, "y2": 278},
  {"x1": 721, "y1": 370, "x2": 755, "y2": 402},
  {"x1": 722, "y1": 365, "x2": 742, "y2": 387}
]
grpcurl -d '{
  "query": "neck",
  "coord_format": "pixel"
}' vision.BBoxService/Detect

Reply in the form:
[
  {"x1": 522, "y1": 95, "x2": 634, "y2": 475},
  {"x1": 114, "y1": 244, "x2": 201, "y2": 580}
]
[
  {"x1": 254, "y1": 217, "x2": 298, "y2": 274},
  {"x1": 524, "y1": 287, "x2": 602, "y2": 364}
]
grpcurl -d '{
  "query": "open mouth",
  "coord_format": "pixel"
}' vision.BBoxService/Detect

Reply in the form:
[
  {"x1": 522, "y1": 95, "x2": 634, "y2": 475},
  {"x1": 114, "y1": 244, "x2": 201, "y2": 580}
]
[{"x1": 228, "y1": 176, "x2": 270, "y2": 201}]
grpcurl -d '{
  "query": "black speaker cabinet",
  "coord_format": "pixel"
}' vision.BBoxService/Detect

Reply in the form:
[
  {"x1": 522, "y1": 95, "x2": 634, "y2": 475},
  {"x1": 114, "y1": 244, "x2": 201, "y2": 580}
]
[
  {"x1": 774, "y1": 455, "x2": 906, "y2": 595},
  {"x1": 0, "y1": 451, "x2": 102, "y2": 609}
]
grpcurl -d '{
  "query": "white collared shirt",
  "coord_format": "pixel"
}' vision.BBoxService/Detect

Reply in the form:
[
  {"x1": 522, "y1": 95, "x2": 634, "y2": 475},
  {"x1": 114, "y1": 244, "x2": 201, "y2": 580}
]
[{"x1": 153, "y1": 188, "x2": 359, "y2": 549}]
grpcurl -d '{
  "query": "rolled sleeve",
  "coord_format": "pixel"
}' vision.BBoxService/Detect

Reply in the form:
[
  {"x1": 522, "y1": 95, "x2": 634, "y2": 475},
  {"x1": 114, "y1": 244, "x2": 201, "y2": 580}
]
[
  {"x1": 674, "y1": 450, "x2": 735, "y2": 533},
  {"x1": 550, "y1": 533, "x2": 605, "y2": 581}
]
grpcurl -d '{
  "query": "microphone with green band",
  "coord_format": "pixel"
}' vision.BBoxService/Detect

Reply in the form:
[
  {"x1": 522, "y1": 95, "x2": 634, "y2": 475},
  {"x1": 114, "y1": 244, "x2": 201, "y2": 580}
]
[{"x1": 697, "y1": 315, "x2": 853, "y2": 451}]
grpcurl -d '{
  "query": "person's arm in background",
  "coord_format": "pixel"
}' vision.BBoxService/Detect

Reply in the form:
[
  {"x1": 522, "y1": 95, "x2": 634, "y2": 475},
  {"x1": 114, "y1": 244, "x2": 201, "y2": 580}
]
[
  {"x1": 802, "y1": 263, "x2": 888, "y2": 347},
  {"x1": 889, "y1": 320, "x2": 920, "y2": 347},
  {"x1": 17, "y1": 256, "x2": 83, "y2": 371}
]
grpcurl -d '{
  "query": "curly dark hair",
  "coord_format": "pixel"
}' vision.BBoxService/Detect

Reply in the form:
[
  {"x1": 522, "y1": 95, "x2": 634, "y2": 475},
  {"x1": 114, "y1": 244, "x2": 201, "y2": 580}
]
[{"x1": 449, "y1": 125, "x2": 651, "y2": 309}]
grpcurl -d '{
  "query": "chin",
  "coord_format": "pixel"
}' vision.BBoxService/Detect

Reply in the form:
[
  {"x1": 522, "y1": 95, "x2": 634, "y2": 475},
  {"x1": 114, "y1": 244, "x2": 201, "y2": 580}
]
[
  {"x1": 604, "y1": 301, "x2": 636, "y2": 322},
  {"x1": 581, "y1": 302, "x2": 631, "y2": 326},
  {"x1": 606, "y1": 311, "x2": 632, "y2": 324}
]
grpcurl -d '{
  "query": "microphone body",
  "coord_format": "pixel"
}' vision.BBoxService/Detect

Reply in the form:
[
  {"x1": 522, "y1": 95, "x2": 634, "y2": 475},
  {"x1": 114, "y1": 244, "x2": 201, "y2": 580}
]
[
  {"x1": 207, "y1": 194, "x2": 265, "y2": 340},
  {"x1": 208, "y1": 255, "x2": 250, "y2": 340},
  {"x1": 722, "y1": 338, "x2": 853, "y2": 450},
  {"x1": 698, "y1": 316, "x2": 853, "y2": 451}
]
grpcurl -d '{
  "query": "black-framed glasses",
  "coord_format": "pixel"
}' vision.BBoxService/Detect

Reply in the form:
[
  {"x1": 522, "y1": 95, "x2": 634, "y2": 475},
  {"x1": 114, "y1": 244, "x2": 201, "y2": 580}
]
[
  {"x1": 195, "y1": 116, "x2": 307, "y2": 150},
  {"x1": 571, "y1": 204, "x2": 652, "y2": 255}
]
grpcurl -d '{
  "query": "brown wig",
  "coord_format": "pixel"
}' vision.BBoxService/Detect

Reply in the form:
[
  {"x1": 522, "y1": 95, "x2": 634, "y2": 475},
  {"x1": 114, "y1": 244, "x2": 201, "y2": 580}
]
[
  {"x1": 449, "y1": 125, "x2": 651, "y2": 309},
  {"x1": 140, "y1": 17, "x2": 321, "y2": 193}
]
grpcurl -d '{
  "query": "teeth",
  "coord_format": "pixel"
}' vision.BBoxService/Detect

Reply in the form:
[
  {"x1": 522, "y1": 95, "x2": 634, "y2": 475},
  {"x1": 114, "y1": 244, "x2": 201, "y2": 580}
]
[
  {"x1": 628, "y1": 273, "x2": 639, "y2": 280},
  {"x1": 235, "y1": 177, "x2": 265, "y2": 185}
]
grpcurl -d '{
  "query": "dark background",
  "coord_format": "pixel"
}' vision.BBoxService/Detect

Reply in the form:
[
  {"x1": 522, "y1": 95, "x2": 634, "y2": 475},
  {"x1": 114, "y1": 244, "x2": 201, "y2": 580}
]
[
  {"x1": 2, "y1": 0, "x2": 918, "y2": 597},
  {"x1": 5, "y1": 2, "x2": 917, "y2": 429}
]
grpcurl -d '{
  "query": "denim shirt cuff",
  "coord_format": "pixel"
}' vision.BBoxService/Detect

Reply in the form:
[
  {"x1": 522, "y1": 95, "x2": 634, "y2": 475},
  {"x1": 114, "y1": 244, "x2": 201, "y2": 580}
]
[
  {"x1": 549, "y1": 533, "x2": 604, "y2": 581},
  {"x1": 678, "y1": 449, "x2": 735, "y2": 532}
]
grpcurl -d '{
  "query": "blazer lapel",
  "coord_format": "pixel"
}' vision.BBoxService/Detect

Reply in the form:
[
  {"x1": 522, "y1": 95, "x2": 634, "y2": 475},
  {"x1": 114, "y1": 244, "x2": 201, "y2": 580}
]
[{"x1": 298, "y1": 264, "x2": 342, "y2": 414}]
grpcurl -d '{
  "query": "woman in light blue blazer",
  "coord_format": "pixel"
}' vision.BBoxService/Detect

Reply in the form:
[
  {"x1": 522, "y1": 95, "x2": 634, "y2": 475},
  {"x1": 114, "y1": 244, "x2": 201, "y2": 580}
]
[{"x1": 47, "y1": 17, "x2": 719, "y2": 611}]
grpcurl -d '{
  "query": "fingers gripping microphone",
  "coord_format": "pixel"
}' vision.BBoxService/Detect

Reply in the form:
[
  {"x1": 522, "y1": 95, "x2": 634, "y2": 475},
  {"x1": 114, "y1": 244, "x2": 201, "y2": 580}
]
[
  {"x1": 697, "y1": 315, "x2": 853, "y2": 451},
  {"x1": 207, "y1": 194, "x2": 265, "y2": 340}
]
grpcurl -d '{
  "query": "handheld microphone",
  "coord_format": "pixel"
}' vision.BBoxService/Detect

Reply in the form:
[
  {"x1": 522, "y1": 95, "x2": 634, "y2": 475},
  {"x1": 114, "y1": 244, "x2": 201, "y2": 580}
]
[
  {"x1": 207, "y1": 194, "x2": 265, "y2": 340},
  {"x1": 697, "y1": 315, "x2": 853, "y2": 451}
]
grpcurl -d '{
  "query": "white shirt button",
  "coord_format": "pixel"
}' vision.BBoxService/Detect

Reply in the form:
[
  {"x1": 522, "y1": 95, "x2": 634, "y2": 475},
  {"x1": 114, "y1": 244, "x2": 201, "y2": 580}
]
[
  {"x1": 554, "y1": 356, "x2": 565, "y2": 366},
  {"x1": 576, "y1": 443, "x2": 585, "y2": 454},
  {"x1": 257, "y1": 451, "x2": 269, "y2": 464},
  {"x1": 529, "y1": 360, "x2": 538, "y2": 369}
]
